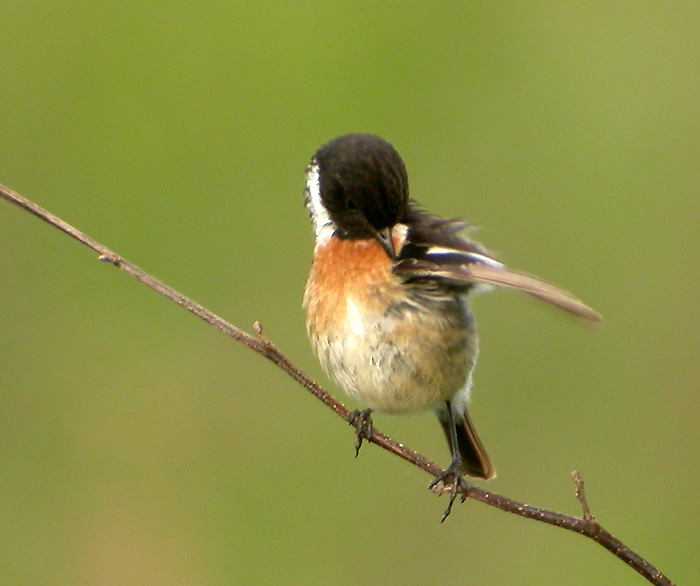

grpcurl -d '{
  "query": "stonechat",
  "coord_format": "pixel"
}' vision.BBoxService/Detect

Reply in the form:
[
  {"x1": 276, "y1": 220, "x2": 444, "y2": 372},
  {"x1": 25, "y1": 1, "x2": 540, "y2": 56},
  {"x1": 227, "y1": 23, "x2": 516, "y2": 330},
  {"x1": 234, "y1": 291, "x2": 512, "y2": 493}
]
[{"x1": 303, "y1": 134, "x2": 600, "y2": 518}]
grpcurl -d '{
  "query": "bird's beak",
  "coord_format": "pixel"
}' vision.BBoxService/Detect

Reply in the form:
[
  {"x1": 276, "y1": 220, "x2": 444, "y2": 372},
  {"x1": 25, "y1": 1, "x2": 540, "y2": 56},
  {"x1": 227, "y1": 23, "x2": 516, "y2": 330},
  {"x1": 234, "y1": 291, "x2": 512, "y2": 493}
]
[{"x1": 374, "y1": 227, "x2": 396, "y2": 260}]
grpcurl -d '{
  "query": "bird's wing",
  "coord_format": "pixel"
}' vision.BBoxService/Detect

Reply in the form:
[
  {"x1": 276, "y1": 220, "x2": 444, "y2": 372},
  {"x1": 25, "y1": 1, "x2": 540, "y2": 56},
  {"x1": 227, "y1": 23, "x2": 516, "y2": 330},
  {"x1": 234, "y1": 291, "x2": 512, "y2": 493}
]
[{"x1": 394, "y1": 248, "x2": 602, "y2": 323}]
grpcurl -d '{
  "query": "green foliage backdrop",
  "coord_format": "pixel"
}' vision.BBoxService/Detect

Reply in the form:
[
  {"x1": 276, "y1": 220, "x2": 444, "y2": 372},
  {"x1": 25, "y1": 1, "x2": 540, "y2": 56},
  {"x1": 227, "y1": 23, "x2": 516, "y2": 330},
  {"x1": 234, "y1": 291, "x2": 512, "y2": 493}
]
[{"x1": 1, "y1": 3, "x2": 698, "y2": 585}]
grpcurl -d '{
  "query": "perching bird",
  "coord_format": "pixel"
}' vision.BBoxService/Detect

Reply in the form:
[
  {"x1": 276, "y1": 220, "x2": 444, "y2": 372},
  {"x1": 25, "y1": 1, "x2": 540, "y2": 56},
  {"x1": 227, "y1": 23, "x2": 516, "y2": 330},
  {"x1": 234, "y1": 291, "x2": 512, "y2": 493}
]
[{"x1": 303, "y1": 134, "x2": 600, "y2": 519}]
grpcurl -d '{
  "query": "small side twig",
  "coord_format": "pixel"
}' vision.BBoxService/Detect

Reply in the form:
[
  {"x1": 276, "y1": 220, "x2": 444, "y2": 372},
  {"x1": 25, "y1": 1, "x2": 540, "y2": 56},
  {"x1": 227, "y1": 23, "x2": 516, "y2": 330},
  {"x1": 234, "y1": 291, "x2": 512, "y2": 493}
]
[
  {"x1": 0, "y1": 183, "x2": 675, "y2": 586},
  {"x1": 572, "y1": 469, "x2": 595, "y2": 522}
]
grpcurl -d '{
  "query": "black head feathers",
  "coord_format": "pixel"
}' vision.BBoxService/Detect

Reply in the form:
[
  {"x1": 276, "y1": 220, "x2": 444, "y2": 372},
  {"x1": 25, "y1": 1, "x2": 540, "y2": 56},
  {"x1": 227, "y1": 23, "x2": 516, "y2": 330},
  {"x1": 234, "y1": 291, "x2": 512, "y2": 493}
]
[{"x1": 310, "y1": 134, "x2": 409, "y2": 239}]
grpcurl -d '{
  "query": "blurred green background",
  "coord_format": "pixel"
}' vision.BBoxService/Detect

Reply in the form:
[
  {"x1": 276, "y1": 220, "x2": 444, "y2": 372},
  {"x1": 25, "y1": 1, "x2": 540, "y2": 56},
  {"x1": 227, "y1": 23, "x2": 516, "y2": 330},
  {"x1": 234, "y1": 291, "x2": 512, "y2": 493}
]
[{"x1": 1, "y1": 2, "x2": 698, "y2": 585}]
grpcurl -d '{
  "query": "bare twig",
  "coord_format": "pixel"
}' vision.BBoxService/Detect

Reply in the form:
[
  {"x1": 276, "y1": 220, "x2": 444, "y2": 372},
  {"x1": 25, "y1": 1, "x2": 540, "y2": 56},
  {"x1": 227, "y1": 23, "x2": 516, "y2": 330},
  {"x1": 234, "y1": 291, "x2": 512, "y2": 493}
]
[
  {"x1": 0, "y1": 183, "x2": 675, "y2": 586},
  {"x1": 572, "y1": 469, "x2": 595, "y2": 522}
]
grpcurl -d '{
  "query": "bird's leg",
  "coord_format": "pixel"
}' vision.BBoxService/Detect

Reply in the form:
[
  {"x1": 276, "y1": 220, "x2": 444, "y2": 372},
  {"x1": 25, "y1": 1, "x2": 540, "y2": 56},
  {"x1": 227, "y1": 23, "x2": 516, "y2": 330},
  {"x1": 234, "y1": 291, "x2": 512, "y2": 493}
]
[
  {"x1": 429, "y1": 401, "x2": 468, "y2": 522},
  {"x1": 349, "y1": 408, "x2": 373, "y2": 457}
]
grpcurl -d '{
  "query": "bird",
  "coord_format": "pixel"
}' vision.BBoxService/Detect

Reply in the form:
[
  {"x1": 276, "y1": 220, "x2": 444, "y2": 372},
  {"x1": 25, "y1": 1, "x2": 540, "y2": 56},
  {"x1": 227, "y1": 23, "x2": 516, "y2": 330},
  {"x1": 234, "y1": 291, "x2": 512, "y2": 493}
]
[{"x1": 302, "y1": 133, "x2": 601, "y2": 520}]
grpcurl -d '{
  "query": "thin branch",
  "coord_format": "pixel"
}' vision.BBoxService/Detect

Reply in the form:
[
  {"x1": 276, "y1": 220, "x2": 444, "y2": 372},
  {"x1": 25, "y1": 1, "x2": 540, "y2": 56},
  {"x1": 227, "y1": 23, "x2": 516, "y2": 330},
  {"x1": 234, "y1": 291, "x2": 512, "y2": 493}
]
[{"x1": 0, "y1": 183, "x2": 675, "y2": 586}]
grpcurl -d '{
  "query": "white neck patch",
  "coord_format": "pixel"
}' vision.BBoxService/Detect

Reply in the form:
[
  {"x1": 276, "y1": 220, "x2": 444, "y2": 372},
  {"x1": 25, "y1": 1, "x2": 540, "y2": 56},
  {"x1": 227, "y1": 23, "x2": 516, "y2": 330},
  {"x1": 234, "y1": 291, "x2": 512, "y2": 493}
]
[{"x1": 305, "y1": 160, "x2": 334, "y2": 245}]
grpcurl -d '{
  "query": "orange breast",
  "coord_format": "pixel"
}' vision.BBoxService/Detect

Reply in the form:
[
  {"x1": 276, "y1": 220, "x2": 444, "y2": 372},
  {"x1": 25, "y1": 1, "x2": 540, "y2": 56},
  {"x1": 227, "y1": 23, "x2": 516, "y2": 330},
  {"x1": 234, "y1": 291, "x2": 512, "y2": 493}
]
[
  {"x1": 303, "y1": 232, "x2": 476, "y2": 413},
  {"x1": 304, "y1": 237, "x2": 396, "y2": 334}
]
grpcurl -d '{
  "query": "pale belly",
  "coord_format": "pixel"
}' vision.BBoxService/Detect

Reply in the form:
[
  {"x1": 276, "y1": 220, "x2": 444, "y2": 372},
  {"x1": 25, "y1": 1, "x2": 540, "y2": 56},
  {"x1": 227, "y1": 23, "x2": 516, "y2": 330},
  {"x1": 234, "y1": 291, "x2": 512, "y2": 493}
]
[{"x1": 309, "y1": 296, "x2": 478, "y2": 414}]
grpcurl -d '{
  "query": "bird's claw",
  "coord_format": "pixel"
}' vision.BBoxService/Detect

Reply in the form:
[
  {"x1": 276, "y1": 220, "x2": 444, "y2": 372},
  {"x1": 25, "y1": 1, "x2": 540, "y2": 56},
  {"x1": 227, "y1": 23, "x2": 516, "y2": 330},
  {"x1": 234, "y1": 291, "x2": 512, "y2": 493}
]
[
  {"x1": 349, "y1": 408, "x2": 373, "y2": 457},
  {"x1": 429, "y1": 460, "x2": 469, "y2": 522}
]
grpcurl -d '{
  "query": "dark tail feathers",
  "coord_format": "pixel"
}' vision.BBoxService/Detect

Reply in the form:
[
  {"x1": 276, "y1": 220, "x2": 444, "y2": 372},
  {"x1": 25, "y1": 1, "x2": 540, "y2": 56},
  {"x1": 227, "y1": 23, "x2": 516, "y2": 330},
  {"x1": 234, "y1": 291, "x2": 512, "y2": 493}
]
[{"x1": 438, "y1": 406, "x2": 496, "y2": 480}]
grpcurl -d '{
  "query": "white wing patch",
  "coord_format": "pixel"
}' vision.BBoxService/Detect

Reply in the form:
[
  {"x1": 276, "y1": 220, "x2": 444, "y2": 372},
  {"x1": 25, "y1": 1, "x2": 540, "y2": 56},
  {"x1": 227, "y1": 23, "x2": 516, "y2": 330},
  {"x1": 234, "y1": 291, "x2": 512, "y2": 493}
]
[{"x1": 423, "y1": 246, "x2": 505, "y2": 269}]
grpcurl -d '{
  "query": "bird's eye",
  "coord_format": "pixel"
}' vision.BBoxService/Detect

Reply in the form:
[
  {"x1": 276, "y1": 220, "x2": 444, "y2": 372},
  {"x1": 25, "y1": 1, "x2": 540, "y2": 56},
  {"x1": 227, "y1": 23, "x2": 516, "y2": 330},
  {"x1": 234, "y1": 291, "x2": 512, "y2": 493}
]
[{"x1": 347, "y1": 199, "x2": 358, "y2": 210}]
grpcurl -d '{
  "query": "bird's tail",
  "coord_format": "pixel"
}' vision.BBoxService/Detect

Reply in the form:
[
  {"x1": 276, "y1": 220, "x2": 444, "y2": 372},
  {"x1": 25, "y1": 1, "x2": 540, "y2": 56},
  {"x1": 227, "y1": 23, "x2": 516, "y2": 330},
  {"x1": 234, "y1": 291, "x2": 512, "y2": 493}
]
[{"x1": 438, "y1": 406, "x2": 496, "y2": 480}]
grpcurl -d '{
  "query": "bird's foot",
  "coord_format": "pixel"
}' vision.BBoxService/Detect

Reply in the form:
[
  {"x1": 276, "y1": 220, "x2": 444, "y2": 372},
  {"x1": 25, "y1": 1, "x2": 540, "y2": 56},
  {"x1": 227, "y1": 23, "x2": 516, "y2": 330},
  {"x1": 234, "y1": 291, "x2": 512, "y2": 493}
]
[
  {"x1": 349, "y1": 408, "x2": 373, "y2": 457},
  {"x1": 429, "y1": 458, "x2": 470, "y2": 522}
]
